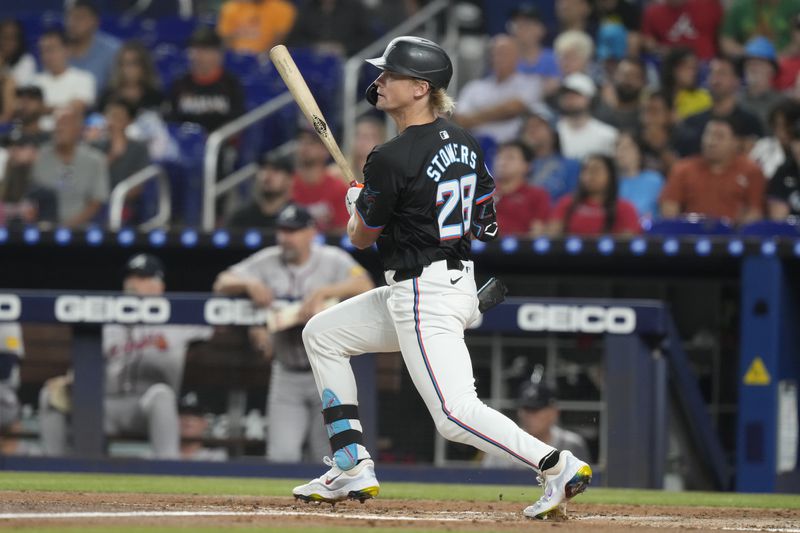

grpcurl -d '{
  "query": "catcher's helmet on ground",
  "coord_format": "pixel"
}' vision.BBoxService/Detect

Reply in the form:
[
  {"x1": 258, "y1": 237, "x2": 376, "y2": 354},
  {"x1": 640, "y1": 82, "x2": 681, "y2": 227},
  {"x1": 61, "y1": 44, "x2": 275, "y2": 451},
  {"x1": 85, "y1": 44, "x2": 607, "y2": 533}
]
[{"x1": 365, "y1": 36, "x2": 453, "y2": 90}]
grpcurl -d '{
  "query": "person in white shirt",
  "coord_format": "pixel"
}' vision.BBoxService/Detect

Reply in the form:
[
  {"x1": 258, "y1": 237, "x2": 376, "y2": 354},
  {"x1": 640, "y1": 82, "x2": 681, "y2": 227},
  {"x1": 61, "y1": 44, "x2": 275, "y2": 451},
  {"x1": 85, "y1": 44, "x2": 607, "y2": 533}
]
[
  {"x1": 556, "y1": 72, "x2": 618, "y2": 160},
  {"x1": 0, "y1": 20, "x2": 36, "y2": 86},
  {"x1": 33, "y1": 29, "x2": 95, "y2": 112},
  {"x1": 454, "y1": 34, "x2": 545, "y2": 144}
]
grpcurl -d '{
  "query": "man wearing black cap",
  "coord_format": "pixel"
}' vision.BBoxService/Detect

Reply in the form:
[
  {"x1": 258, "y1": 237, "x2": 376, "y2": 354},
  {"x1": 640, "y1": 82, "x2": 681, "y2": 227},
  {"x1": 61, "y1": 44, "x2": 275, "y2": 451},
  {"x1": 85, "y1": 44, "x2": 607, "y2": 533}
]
[
  {"x1": 483, "y1": 381, "x2": 590, "y2": 469},
  {"x1": 166, "y1": 27, "x2": 245, "y2": 133},
  {"x1": 226, "y1": 152, "x2": 295, "y2": 229},
  {"x1": 39, "y1": 254, "x2": 212, "y2": 459},
  {"x1": 178, "y1": 391, "x2": 227, "y2": 461},
  {"x1": 213, "y1": 204, "x2": 373, "y2": 463},
  {"x1": 1, "y1": 86, "x2": 52, "y2": 225},
  {"x1": 8, "y1": 86, "x2": 49, "y2": 146}
]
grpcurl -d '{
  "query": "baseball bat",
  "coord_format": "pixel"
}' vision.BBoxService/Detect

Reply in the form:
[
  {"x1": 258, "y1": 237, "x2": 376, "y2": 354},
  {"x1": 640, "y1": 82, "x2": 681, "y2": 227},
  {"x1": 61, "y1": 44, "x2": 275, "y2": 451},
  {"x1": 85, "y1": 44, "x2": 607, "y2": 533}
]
[{"x1": 269, "y1": 45, "x2": 358, "y2": 184}]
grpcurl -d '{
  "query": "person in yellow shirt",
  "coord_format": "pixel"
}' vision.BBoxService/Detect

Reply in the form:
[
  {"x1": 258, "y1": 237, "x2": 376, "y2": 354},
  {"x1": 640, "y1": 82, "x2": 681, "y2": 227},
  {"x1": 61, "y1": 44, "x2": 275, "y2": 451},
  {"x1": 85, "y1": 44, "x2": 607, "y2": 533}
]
[
  {"x1": 661, "y1": 47, "x2": 712, "y2": 121},
  {"x1": 217, "y1": 0, "x2": 296, "y2": 55}
]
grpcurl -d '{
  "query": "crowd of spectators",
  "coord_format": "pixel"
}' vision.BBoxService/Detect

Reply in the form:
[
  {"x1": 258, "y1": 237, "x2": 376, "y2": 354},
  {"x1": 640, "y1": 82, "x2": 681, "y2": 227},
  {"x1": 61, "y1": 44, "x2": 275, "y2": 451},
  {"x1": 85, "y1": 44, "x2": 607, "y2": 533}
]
[
  {"x1": 450, "y1": 0, "x2": 800, "y2": 237},
  {"x1": 0, "y1": 0, "x2": 799, "y2": 237}
]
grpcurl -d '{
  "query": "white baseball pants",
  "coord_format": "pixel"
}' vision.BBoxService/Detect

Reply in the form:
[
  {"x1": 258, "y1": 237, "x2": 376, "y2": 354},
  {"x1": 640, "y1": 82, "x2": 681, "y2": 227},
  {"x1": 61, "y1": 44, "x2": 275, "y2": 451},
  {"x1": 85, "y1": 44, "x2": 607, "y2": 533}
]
[
  {"x1": 266, "y1": 361, "x2": 329, "y2": 463},
  {"x1": 38, "y1": 383, "x2": 179, "y2": 458},
  {"x1": 302, "y1": 259, "x2": 555, "y2": 470}
]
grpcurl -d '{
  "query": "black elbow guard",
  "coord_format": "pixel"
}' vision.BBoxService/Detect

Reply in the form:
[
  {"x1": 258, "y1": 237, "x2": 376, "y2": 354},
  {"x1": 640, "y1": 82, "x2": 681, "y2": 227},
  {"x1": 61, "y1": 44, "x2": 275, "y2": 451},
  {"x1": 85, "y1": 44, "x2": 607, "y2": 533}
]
[{"x1": 472, "y1": 198, "x2": 498, "y2": 242}]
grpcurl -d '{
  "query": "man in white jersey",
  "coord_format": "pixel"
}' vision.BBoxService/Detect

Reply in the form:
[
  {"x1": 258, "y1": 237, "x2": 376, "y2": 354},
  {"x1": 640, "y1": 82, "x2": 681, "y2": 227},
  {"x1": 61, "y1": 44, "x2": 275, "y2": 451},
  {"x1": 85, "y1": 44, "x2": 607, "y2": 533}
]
[
  {"x1": 39, "y1": 254, "x2": 211, "y2": 458},
  {"x1": 292, "y1": 36, "x2": 592, "y2": 520},
  {"x1": 213, "y1": 204, "x2": 373, "y2": 462}
]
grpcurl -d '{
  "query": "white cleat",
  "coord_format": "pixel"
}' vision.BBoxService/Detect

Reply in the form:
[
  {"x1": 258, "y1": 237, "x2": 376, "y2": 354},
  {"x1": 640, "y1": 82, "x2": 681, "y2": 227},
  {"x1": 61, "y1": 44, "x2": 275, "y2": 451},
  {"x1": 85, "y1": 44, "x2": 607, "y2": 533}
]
[
  {"x1": 292, "y1": 456, "x2": 380, "y2": 504},
  {"x1": 523, "y1": 450, "x2": 592, "y2": 520}
]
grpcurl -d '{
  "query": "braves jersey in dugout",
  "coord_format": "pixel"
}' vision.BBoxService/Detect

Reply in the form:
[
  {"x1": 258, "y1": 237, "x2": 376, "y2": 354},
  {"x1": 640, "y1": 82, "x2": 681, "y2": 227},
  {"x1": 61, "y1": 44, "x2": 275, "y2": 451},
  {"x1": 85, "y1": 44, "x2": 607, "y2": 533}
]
[{"x1": 354, "y1": 117, "x2": 495, "y2": 270}]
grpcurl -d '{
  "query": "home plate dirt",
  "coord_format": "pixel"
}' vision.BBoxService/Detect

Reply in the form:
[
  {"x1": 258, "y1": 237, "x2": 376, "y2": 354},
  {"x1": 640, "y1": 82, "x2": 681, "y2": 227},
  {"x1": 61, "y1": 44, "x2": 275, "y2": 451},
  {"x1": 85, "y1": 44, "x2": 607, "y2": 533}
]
[{"x1": 1, "y1": 492, "x2": 799, "y2": 531}]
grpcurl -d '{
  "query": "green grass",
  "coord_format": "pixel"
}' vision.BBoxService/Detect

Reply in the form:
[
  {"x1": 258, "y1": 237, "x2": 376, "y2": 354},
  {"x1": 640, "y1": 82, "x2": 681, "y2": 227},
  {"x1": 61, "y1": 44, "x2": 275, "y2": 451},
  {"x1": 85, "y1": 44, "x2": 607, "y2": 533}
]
[{"x1": 0, "y1": 471, "x2": 798, "y2": 510}]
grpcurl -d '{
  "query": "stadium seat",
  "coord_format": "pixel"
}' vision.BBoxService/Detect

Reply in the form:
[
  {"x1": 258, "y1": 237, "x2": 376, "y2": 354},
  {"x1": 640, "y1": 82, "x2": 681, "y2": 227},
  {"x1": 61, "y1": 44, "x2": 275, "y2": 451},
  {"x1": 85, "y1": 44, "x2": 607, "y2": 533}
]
[
  {"x1": 475, "y1": 135, "x2": 498, "y2": 172},
  {"x1": 0, "y1": 1, "x2": 61, "y2": 19},
  {"x1": 739, "y1": 220, "x2": 800, "y2": 237},
  {"x1": 225, "y1": 53, "x2": 262, "y2": 80},
  {"x1": 166, "y1": 122, "x2": 207, "y2": 226},
  {"x1": 290, "y1": 49, "x2": 342, "y2": 132},
  {"x1": 645, "y1": 216, "x2": 735, "y2": 236},
  {"x1": 152, "y1": 43, "x2": 187, "y2": 86},
  {"x1": 153, "y1": 16, "x2": 199, "y2": 46},
  {"x1": 19, "y1": 11, "x2": 62, "y2": 50},
  {"x1": 100, "y1": 16, "x2": 145, "y2": 42}
]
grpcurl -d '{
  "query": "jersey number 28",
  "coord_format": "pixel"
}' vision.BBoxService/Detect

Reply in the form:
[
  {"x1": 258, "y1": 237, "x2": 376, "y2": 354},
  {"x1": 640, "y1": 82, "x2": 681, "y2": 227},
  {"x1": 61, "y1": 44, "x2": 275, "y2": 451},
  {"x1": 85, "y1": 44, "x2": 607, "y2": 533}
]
[{"x1": 436, "y1": 173, "x2": 476, "y2": 240}]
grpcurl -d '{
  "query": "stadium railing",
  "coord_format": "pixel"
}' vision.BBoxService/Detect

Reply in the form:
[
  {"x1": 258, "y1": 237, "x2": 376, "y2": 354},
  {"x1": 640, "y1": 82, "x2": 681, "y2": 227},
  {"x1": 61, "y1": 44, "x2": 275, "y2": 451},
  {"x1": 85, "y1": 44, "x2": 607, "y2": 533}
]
[
  {"x1": 107, "y1": 164, "x2": 171, "y2": 232},
  {"x1": 341, "y1": 0, "x2": 459, "y2": 156}
]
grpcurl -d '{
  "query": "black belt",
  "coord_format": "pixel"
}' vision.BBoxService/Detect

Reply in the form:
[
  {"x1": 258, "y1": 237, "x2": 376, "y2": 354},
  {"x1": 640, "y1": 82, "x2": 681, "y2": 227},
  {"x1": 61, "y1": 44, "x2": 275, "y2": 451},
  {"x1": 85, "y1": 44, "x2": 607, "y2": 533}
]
[{"x1": 393, "y1": 258, "x2": 463, "y2": 283}]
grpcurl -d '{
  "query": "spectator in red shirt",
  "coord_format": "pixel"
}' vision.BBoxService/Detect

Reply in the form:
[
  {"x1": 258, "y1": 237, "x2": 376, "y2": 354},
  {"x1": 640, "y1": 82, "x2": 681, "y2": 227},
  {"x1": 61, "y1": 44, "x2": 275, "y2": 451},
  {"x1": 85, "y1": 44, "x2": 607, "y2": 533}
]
[
  {"x1": 492, "y1": 140, "x2": 550, "y2": 237},
  {"x1": 661, "y1": 116, "x2": 766, "y2": 224},
  {"x1": 291, "y1": 129, "x2": 349, "y2": 234},
  {"x1": 642, "y1": 0, "x2": 723, "y2": 60},
  {"x1": 548, "y1": 154, "x2": 641, "y2": 236},
  {"x1": 777, "y1": 14, "x2": 800, "y2": 90}
]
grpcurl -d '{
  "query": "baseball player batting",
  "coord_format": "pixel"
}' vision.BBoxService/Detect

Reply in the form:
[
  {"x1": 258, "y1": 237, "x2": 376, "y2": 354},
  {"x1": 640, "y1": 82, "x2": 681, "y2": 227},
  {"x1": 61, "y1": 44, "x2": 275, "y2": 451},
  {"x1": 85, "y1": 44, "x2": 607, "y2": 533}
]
[{"x1": 292, "y1": 36, "x2": 592, "y2": 519}]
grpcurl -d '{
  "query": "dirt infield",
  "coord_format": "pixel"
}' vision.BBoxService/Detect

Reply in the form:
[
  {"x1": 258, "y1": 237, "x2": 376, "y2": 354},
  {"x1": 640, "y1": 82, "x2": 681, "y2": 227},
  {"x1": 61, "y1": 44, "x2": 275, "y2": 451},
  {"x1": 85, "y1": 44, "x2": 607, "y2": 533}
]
[{"x1": 1, "y1": 491, "x2": 799, "y2": 532}]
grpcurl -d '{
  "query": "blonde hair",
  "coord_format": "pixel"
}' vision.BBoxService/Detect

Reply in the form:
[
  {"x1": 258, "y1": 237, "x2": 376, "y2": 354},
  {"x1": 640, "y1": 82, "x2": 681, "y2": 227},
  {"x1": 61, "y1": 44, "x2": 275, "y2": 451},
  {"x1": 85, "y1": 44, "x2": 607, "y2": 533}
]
[
  {"x1": 553, "y1": 30, "x2": 594, "y2": 62},
  {"x1": 430, "y1": 87, "x2": 456, "y2": 116}
]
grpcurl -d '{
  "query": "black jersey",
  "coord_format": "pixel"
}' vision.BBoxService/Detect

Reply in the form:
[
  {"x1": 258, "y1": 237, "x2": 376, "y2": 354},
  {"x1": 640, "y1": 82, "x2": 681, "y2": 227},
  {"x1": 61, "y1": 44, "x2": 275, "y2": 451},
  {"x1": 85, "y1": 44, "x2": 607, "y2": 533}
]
[
  {"x1": 767, "y1": 159, "x2": 800, "y2": 216},
  {"x1": 354, "y1": 117, "x2": 495, "y2": 270}
]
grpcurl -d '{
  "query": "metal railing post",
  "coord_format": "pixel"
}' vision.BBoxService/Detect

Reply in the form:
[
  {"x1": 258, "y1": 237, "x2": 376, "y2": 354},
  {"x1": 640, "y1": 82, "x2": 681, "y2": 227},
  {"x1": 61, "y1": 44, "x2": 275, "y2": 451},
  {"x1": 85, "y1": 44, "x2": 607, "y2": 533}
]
[
  {"x1": 340, "y1": 0, "x2": 455, "y2": 157},
  {"x1": 202, "y1": 91, "x2": 294, "y2": 231},
  {"x1": 108, "y1": 164, "x2": 171, "y2": 231}
]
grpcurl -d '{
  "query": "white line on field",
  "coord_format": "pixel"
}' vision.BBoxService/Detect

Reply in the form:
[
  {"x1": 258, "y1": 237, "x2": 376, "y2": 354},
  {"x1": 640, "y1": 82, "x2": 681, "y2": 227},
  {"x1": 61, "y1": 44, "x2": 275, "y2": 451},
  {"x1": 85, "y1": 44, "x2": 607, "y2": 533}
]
[
  {"x1": 720, "y1": 527, "x2": 800, "y2": 533},
  {"x1": 2, "y1": 509, "x2": 797, "y2": 531},
  {"x1": 578, "y1": 515, "x2": 800, "y2": 531},
  {"x1": 579, "y1": 515, "x2": 675, "y2": 521},
  {"x1": 0, "y1": 509, "x2": 473, "y2": 522}
]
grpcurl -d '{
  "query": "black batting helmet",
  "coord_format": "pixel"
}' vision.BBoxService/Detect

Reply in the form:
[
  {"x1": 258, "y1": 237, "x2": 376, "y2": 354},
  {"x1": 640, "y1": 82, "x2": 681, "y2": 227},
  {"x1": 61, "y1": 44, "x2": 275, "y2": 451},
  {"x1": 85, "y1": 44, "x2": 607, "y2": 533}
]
[{"x1": 366, "y1": 36, "x2": 453, "y2": 90}]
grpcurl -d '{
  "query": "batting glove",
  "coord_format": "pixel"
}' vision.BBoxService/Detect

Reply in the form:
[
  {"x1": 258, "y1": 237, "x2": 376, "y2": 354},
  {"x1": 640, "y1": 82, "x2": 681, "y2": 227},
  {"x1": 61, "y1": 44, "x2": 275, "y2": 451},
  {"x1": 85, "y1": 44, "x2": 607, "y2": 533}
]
[{"x1": 345, "y1": 181, "x2": 363, "y2": 217}]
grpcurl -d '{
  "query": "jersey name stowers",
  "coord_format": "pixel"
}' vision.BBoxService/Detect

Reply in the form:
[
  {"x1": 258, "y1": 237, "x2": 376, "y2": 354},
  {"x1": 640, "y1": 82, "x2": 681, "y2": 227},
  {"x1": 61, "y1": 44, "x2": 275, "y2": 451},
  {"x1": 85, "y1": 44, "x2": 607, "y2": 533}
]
[{"x1": 425, "y1": 142, "x2": 478, "y2": 182}]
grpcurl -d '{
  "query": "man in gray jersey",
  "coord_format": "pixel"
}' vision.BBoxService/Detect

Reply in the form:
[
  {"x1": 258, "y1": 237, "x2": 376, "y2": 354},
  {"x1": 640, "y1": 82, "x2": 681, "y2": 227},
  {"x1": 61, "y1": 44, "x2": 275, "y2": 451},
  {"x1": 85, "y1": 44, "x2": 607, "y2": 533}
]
[
  {"x1": 0, "y1": 323, "x2": 24, "y2": 447},
  {"x1": 39, "y1": 254, "x2": 212, "y2": 458},
  {"x1": 214, "y1": 204, "x2": 373, "y2": 462}
]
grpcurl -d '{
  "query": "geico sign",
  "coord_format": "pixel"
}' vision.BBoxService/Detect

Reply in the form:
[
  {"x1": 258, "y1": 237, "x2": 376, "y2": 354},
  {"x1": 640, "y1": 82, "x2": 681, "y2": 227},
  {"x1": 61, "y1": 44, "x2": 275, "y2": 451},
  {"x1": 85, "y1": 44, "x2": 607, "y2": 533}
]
[
  {"x1": 517, "y1": 304, "x2": 636, "y2": 334},
  {"x1": 54, "y1": 295, "x2": 170, "y2": 323},
  {"x1": 204, "y1": 298, "x2": 267, "y2": 326},
  {"x1": 0, "y1": 294, "x2": 21, "y2": 321}
]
